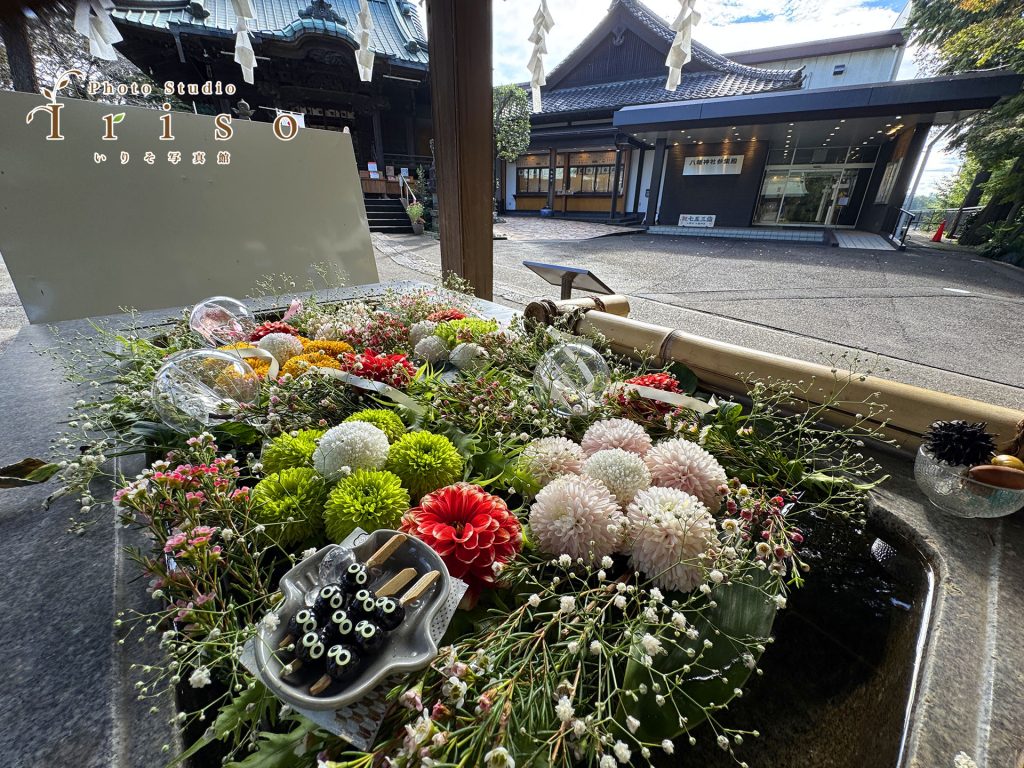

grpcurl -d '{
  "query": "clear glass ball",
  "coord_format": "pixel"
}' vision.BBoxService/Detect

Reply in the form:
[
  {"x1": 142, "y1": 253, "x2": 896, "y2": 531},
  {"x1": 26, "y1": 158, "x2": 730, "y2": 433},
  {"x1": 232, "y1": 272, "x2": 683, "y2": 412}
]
[
  {"x1": 533, "y1": 342, "x2": 611, "y2": 418},
  {"x1": 189, "y1": 296, "x2": 256, "y2": 346},
  {"x1": 151, "y1": 349, "x2": 261, "y2": 433}
]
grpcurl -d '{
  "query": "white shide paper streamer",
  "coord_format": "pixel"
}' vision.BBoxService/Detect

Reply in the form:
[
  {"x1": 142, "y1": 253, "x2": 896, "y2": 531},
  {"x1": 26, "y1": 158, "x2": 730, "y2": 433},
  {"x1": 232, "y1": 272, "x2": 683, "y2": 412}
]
[
  {"x1": 355, "y1": 0, "x2": 375, "y2": 82},
  {"x1": 231, "y1": 0, "x2": 258, "y2": 85},
  {"x1": 74, "y1": 0, "x2": 123, "y2": 61},
  {"x1": 527, "y1": 0, "x2": 554, "y2": 113},
  {"x1": 665, "y1": 0, "x2": 700, "y2": 91}
]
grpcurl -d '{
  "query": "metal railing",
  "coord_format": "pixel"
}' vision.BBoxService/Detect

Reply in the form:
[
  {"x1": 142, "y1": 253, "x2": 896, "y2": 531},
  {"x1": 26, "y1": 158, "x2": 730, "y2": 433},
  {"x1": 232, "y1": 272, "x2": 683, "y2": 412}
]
[
  {"x1": 905, "y1": 206, "x2": 984, "y2": 236},
  {"x1": 398, "y1": 174, "x2": 418, "y2": 209}
]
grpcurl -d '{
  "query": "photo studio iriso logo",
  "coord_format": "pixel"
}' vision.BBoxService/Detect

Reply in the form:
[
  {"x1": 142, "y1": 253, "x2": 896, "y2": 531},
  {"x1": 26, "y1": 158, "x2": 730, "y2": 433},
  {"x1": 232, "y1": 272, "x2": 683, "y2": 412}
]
[{"x1": 26, "y1": 69, "x2": 301, "y2": 167}]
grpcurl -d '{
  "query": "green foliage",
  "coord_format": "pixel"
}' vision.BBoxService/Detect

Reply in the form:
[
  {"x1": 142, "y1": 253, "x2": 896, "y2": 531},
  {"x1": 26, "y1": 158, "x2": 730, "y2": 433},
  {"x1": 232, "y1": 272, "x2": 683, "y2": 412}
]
[
  {"x1": 385, "y1": 431, "x2": 465, "y2": 499},
  {"x1": 225, "y1": 717, "x2": 319, "y2": 768},
  {"x1": 345, "y1": 408, "x2": 406, "y2": 443},
  {"x1": 433, "y1": 318, "x2": 499, "y2": 347},
  {"x1": 323, "y1": 469, "x2": 410, "y2": 542},
  {"x1": 260, "y1": 430, "x2": 324, "y2": 474},
  {"x1": 932, "y1": 154, "x2": 985, "y2": 210},
  {"x1": 493, "y1": 84, "x2": 532, "y2": 162},
  {"x1": 250, "y1": 467, "x2": 329, "y2": 547},
  {"x1": 405, "y1": 201, "x2": 425, "y2": 223}
]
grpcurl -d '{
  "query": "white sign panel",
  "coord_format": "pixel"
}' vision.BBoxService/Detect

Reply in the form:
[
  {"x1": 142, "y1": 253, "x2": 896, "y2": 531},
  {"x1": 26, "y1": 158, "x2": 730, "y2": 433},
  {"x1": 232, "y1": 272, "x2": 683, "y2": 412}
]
[
  {"x1": 678, "y1": 214, "x2": 716, "y2": 227},
  {"x1": 683, "y1": 155, "x2": 744, "y2": 176}
]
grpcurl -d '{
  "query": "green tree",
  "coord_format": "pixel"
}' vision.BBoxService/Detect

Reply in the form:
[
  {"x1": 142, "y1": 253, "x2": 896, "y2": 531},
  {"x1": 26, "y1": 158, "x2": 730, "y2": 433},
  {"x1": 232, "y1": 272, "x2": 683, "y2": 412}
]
[
  {"x1": 909, "y1": 0, "x2": 1023, "y2": 254},
  {"x1": 492, "y1": 84, "x2": 531, "y2": 210}
]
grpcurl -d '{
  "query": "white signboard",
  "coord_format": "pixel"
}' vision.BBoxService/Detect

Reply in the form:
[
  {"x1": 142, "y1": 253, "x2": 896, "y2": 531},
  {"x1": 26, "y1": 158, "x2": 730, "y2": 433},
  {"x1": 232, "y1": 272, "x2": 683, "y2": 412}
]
[
  {"x1": 683, "y1": 155, "x2": 744, "y2": 176},
  {"x1": 678, "y1": 214, "x2": 716, "y2": 227}
]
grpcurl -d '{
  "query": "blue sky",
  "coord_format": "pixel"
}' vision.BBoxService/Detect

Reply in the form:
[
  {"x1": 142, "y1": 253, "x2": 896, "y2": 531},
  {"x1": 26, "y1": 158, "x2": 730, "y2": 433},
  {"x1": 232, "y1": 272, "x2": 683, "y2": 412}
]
[{"x1": 489, "y1": 0, "x2": 960, "y2": 195}]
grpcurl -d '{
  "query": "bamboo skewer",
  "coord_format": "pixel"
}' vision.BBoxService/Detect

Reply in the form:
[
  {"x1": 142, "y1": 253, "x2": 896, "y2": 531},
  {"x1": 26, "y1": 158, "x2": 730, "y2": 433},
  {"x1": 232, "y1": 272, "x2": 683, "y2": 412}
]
[
  {"x1": 309, "y1": 674, "x2": 332, "y2": 695},
  {"x1": 375, "y1": 567, "x2": 417, "y2": 597},
  {"x1": 400, "y1": 571, "x2": 440, "y2": 605},
  {"x1": 365, "y1": 534, "x2": 407, "y2": 568}
]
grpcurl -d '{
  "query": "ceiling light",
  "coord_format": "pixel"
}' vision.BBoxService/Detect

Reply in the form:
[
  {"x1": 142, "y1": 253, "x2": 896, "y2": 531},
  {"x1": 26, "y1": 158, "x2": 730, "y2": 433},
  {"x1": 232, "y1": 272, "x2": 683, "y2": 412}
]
[
  {"x1": 697, "y1": 140, "x2": 703, "y2": 144},
  {"x1": 896, "y1": 115, "x2": 902, "y2": 119},
  {"x1": 840, "y1": 119, "x2": 846, "y2": 123},
  {"x1": 789, "y1": 123, "x2": 794, "y2": 126}
]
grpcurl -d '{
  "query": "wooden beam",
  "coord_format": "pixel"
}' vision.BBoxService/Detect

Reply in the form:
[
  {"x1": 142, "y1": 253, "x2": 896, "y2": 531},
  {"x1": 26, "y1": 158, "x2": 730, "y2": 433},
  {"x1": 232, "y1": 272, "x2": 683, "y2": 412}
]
[
  {"x1": 426, "y1": 0, "x2": 493, "y2": 300},
  {"x1": 609, "y1": 146, "x2": 623, "y2": 219},
  {"x1": 546, "y1": 147, "x2": 557, "y2": 211}
]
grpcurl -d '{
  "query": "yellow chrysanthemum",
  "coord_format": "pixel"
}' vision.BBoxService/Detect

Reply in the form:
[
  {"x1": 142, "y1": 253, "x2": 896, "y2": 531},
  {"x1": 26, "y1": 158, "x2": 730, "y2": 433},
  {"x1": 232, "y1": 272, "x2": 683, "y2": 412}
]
[
  {"x1": 248, "y1": 359, "x2": 272, "y2": 378},
  {"x1": 301, "y1": 339, "x2": 354, "y2": 358},
  {"x1": 217, "y1": 342, "x2": 254, "y2": 351},
  {"x1": 281, "y1": 352, "x2": 343, "y2": 377}
]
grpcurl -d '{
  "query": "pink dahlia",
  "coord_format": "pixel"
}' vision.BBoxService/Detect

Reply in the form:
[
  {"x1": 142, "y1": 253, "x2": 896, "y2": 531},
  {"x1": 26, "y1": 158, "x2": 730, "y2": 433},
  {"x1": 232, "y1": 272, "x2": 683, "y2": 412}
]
[
  {"x1": 529, "y1": 474, "x2": 625, "y2": 563},
  {"x1": 581, "y1": 418, "x2": 653, "y2": 457},
  {"x1": 401, "y1": 483, "x2": 522, "y2": 601},
  {"x1": 644, "y1": 438, "x2": 728, "y2": 513},
  {"x1": 520, "y1": 437, "x2": 585, "y2": 486},
  {"x1": 627, "y1": 486, "x2": 716, "y2": 592},
  {"x1": 427, "y1": 308, "x2": 467, "y2": 323},
  {"x1": 249, "y1": 320, "x2": 300, "y2": 342}
]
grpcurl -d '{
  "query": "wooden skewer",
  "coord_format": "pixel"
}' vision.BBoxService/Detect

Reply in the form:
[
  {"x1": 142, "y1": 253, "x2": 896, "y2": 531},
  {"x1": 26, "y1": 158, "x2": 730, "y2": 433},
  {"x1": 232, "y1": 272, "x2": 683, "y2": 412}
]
[
  {"x1": 400, "y1": 570, "x2": 440, "y2": 606},
  {"x1": 282, "y1": 658, "x2": 303, "y2": 675},
  {"x1": 375, "y1": 567, "x2": 417, "y2": 597},
  {"x1": 309, "y1": 674, "x2": 332, "y2": 695},
  {"x1": 277, "y1": 633, "x2": 295, "y2": 650},
  {"x1": 365, "y1": 533, "x2": 408, "y2": 568}
]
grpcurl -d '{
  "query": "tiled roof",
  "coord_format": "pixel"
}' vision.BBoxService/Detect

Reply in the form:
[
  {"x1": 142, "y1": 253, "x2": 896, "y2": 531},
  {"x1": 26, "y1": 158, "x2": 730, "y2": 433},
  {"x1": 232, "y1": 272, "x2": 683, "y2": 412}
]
[
  {"x1": 537, "y1": 0, "x2": 802, "y2": 116},
  {"x1": 538, "y1": 70, "x2": 801, "y2": 115},
  {"x1": 110, "y1": 0, "x2": 428, "y2": 68}
]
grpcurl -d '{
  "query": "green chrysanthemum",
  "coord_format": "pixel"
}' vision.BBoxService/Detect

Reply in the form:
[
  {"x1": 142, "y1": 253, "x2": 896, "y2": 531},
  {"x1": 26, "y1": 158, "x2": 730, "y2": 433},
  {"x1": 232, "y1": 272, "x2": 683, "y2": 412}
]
[
  {"x1": 323, "y1": 469, "x2": 410, "y2": 543},
  {"x1": 250, "y1": 467, "x2": 329, "y2": 548},
  {"x1": 434, "y1": 318, "x2": 499, "y2": 347},
  {"x1": 345, "y1": 409, "x2": 406, "y2": 444},
  {"x1": 385, "y1": 431, "x2": 465, "y2": 499},
  {"x1": 261, "y1": 429, "x2": 325, "y2": 474}
]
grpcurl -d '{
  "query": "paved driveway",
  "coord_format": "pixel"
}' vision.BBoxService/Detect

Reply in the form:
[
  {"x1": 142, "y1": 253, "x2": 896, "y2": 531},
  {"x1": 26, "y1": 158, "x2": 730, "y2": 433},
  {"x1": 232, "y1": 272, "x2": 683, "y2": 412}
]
[
  {"x1": 0, "y1": 252, "x2": 27, "y2": 355},
  {"x1": 375, "y1": 232, "x2": 1024, "y2": 409}
]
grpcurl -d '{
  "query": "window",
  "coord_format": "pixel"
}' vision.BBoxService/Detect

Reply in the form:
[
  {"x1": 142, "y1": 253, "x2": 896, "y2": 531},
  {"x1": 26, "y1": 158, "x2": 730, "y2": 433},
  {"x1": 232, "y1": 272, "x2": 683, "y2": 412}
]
[
  {"x1": 833, "y1": 64, "x2": 847, "y2": 76},
  {"x1": 516, "y1": 167, "x2": 547, "y2": 194}
]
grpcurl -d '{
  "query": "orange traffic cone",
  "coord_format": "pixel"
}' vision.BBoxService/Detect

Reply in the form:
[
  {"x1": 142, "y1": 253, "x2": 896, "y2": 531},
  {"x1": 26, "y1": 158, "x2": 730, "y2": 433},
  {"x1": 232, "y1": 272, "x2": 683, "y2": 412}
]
[{"x1": 932, "y1": 220, "x2": 946, "y2": 242}]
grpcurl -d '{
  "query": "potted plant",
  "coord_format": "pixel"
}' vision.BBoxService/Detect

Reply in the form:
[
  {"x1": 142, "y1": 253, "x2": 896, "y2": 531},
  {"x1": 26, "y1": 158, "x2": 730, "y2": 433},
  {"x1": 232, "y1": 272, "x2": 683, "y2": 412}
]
[{"x1": 405, "y1": 202, "x2": 425, "y2": 235}]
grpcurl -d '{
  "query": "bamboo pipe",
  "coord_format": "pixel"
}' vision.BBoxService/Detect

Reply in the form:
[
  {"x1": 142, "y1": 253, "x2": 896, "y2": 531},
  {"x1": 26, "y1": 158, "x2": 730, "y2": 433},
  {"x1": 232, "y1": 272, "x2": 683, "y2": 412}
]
[
  {"x1": 523, "y1": 295, "x2": 630, "y2": 326},
  {"x1": 569, "y1": 309, "x2": 1023, "y2": 451}
]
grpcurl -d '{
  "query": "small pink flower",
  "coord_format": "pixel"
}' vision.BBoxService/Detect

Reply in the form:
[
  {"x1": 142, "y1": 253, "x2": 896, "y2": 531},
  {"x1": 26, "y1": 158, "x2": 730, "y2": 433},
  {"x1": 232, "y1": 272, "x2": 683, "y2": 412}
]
[{"x1": 163, "y1": 532, "x2": 187, "y2": 553}]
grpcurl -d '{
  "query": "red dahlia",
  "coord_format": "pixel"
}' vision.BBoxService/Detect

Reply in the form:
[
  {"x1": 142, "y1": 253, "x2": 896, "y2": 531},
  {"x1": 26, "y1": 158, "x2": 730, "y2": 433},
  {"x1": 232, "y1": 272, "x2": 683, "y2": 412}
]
[
  {"x1": 339, "y1": 349, "x2": 417, "y2": 388},
  {"x1": 626, "y1": 372, "x2": 681, "y2": 393},
  {"x1": 401, "y1": 483, "x2": 522, "y2": 602},
  {"x1": 249, "y1": 321, "x2": 300, "y2": 342},
  {"x1": 617, "y1": 372, "x2": 682, "y2": 420},
  {"x1": 426, "y1": 308, "x2": 467, "y2": 323}
]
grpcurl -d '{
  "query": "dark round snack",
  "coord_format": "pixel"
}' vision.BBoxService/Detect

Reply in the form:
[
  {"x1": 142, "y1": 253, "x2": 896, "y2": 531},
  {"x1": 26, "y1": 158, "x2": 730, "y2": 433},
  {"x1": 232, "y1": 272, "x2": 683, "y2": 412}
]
[
  {"x1": 374, "y1": 596, "x2": 406, "y2": 631},
  {"x1": 328, "y1": 608, "x2": 356, "y2": 643},
  {"x1": 324, "y1": 644, "x2": 362, "y2": 686},
  {"x1": 348, "y1": 588, "x2": 378, "y2": 621},
  {"x1": 353, "y1": 619, "x2": 387, "y2": 655},
  {"x1": 285, "y1": 608, "x2": 318, "y2": 640},
  {"x1": 294, "y1": 629, "x2": 326, "y2": 663},
  {"x1": 341, "y1": 562, "x2": 370, "y2": 594},
  {"x1": 312, "y1": 584, "x2": 346, "y2": 621}
]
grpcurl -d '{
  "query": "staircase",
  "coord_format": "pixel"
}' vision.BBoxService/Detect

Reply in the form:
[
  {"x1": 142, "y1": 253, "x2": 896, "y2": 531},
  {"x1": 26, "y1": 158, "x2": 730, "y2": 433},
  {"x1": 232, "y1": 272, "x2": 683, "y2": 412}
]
[{"x1": 364, "y1": 197, "x2": 414, "y2": 234}]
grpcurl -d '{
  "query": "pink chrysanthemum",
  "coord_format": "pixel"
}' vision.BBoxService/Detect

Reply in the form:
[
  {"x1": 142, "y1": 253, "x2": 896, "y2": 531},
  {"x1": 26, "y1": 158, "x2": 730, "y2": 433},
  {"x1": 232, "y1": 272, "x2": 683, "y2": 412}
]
[
  {"x1": 581, "y1": 418, "x2": 653, "y2": 457},
  {"x1": 520, "y1": 437, "x2": 585, "y2": 486},
  {"x1": 627, "y1": 487, "x2": 715, "y2": 592},
  {"x1": 529, "y1": 475, "x2": 625, "y2": 563},
  {"x1": 644, "y1": 438, "x2": 727, "y2": 512}
]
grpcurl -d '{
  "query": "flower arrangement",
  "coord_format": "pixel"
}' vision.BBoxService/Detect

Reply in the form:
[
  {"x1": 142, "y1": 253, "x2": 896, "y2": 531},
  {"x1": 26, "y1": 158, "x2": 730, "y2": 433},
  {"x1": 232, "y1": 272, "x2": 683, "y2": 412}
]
[{"x1": 46, "y1": 285, "x2": 889, "y2": 768}]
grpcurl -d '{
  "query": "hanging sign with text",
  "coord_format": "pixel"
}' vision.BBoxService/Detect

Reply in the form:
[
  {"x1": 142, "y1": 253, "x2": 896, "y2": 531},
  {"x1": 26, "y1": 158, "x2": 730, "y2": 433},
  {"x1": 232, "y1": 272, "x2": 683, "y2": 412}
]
[{"x1": 682, "y1": 155, "x2": 744, "y2": 175}]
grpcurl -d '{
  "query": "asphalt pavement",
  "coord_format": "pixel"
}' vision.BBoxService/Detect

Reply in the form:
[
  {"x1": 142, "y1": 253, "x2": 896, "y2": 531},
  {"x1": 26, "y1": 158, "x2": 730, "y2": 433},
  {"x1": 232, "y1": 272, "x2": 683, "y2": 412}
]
[{"x1": 374, "y1": 231, "x2": 1024, "y2": 410}]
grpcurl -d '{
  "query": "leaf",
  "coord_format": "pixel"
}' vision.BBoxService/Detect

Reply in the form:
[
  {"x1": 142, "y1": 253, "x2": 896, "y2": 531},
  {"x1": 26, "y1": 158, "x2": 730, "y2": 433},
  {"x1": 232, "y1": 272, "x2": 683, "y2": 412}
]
[
  {"x1": 225, "y1": 719, "x2": 317, "y2": 768},
  {"x1": 667, "y1": 362, "x2": 699, "y2": 395},
  {"x1": 112, "y1": 113, "x2": 125, "y2": 124},
  {"x1": 616, "y1": 567, "x2": 777, "y2": 741},
  {"x1": 0, "y1": 458, "x2": 60, "y2": 489}
]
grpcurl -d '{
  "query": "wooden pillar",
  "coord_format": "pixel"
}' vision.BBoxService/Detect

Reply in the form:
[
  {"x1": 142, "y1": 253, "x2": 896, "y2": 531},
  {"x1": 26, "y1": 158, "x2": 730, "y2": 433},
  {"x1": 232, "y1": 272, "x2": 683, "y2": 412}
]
[
  {"x1": 609, "y1": 146, "x2": 623, "y2": 220},
  {"x1": 631, "y1": 146, "x2": 646, "y2": 215},
  {"x1": 371, "y1": 110, "x2": 385, "y2": 170},
  {"x1": 546, "y1": 147, "x2": 557, "y2": 211},
  {"x1": 644, "y1": 138, "x2": 667, "y2": 227},
  {"x1": 425, "y1": 0, "x2": 493, "y2": 299}
]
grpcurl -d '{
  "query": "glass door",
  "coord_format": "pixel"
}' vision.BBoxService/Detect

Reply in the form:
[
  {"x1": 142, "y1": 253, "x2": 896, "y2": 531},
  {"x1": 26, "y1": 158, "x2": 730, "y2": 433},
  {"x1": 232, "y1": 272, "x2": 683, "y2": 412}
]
[{"x1": 756, "y1": 167, "x2": 866, "y2": 227}]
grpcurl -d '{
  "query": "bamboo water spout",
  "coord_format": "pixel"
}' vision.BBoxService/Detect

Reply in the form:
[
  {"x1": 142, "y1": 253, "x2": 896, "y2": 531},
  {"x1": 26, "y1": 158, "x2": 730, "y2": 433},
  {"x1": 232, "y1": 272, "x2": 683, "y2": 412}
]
[{"x1": 536, "y1": 304, "x2": 1022, "y2": 451}]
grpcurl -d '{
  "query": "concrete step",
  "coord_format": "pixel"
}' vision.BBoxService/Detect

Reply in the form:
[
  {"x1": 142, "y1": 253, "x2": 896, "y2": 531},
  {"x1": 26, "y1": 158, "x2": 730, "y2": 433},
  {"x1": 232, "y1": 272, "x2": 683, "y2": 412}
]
[{"x1": 370, "y1": 224, "x2": 415, "y2": 234}]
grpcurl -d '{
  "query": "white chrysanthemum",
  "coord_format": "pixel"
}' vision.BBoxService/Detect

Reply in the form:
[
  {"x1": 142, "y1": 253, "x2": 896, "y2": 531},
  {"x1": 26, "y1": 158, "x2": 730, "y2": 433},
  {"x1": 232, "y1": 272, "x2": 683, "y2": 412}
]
[
  {"x1": 582, "y1": 448, "x2": 651, "y2": 505},
  {"x1": 313, "y1": 321, "x2": 346, "y2": 341},
  {"x1": 581, "y1": 418, "x2": 653, "y2": 457},
  {"x1": 414, "y1": 335, "x2": 449, "y2": 365},
  {"x1": 627, "y1": 486, "x2": 716, "y2": 592},
  {"x1": 409, "y1": 320, "x2": 438, "y2": 347},
  {"x1": 312, "y1": 422, "x2": 390, "y2": 481},
  {"x1": 521, "y1": 437, "x2": 585, "y2": 486},
  {"x1": 257, "y1": 332, "x2": 303, "y2": 364},
  {"x1": 530, "y1": 474, "x2": 625, "y2": 563},
  {"x1": 449, "y1": 342, "x2": 489, "y2": 372},
  {"x1": 644, "y1": 438, "x2": 728, "y2": 512}
]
